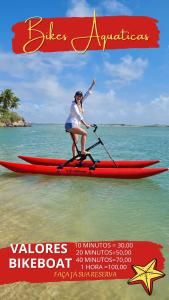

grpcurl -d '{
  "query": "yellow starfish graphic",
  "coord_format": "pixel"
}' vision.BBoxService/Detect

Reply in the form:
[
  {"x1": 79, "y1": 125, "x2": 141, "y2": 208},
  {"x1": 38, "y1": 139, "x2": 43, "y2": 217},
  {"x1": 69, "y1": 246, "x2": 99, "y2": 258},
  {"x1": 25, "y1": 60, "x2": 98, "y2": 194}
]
[{"x1": 128, "y1": 259, "x2": 165, "y2": 295}]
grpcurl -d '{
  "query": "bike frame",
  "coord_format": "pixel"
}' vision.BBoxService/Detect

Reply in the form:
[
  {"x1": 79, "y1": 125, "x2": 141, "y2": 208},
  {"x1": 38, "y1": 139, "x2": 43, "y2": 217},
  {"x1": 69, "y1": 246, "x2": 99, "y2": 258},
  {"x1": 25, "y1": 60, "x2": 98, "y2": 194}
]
[{"x1": 58, "y1": 124, "x2": 117, "y2": 169}]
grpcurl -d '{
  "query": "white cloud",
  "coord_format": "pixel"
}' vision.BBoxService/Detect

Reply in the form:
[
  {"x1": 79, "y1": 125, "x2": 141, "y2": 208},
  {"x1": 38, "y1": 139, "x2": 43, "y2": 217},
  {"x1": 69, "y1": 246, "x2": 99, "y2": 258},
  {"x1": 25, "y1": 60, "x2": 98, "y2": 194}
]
[
  {"x1": 0, "y1": 51, "x2": 88, "y2": 79},
  {"x1": 66, "y1": 0, "x2": 132, "y2": 17},
  {"x1": 66, "y1": 0, "x2": 93, "y2": 17},
  {"x1": 147, "y1": 95, "x2": 169, "y2": 124},
  {"x1": 102, "y1": 0, "x2": 132, "y2": 15},
  {"x1": 151, "y1": 95, "x2": 169, "y2": 110},
  {"x1": 83, "y1": 92, "x2": 169, "y2": 125},
  {"x1": 0, "y1": 51, "x2": 168, "y2": 125},
  {"x1": 132, "y1": 95, "x2": 169, "y2": 125},
  {"x1": 0, "y1": 51, "x2": 91, "y2": 123},
  {"x1": 104, "y1": 55, "x2": 148, "y2": 85}
]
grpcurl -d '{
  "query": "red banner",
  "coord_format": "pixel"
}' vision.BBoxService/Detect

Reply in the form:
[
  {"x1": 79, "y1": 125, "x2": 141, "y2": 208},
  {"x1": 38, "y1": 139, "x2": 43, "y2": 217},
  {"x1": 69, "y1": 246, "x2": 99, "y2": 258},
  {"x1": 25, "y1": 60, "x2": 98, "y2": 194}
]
[
  {"x1": 12, "y1": 12, "x2": 159, "y2": 54},
  {"x1": 0, "y1": 241, "x2": 164, "y2": 285}
]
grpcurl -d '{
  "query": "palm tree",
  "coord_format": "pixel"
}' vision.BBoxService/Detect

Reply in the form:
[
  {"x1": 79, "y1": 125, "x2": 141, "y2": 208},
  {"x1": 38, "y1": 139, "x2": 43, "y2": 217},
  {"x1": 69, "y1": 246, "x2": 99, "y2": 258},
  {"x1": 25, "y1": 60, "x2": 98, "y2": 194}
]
[
  {"x1": 10, "y1": 96, "x2": 20, "y2": 110},
  {"x1": 0, "y1": 89, "x2": 20, "y2": 111}
]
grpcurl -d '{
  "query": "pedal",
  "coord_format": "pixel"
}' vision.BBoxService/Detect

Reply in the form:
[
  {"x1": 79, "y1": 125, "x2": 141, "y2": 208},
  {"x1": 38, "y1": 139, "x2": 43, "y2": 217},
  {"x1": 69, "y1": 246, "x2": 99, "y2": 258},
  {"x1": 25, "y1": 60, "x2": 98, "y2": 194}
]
[
  {"x1": 57, "y1": 164, "x2": 63, "y2": 169},
  {"x1": 75, "y1": 161, "x2": 82, "y2": 167},
  {"x1": 80, "y1": 154, "x2": 87, "y2": 160},
  {"x1": 89, "y1": 165, "x2": 96, "y2": 170}
]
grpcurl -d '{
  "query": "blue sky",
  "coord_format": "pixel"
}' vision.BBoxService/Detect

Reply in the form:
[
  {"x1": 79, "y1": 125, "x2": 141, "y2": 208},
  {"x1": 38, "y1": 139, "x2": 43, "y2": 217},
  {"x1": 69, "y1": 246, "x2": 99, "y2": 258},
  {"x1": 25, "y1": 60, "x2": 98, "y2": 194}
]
[{"x1": 0, "y1": 0, "x2": 169, "y2": 124}]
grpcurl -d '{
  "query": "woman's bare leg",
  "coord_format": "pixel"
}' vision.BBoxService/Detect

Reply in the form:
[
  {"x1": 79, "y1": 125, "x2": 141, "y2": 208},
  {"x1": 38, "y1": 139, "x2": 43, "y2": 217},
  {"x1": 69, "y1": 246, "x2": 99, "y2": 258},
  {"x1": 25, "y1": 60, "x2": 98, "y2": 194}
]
[
  {"x1": 70, "y1": 133, "x2": 78, "y2": 157},
  {"x1": 68, "y1": 127, "x2": 87, "y2": 155}
]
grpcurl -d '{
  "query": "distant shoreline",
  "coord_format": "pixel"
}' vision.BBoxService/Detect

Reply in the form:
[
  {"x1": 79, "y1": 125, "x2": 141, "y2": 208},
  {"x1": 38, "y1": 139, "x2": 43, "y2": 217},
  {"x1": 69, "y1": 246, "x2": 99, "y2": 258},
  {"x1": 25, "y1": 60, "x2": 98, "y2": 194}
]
[
  {"x1": 1, "y1": 122, "x2": 168, "y2": 128},
  {"x1": 29, "y1": 123, "x2": 169, "y2": 128}
]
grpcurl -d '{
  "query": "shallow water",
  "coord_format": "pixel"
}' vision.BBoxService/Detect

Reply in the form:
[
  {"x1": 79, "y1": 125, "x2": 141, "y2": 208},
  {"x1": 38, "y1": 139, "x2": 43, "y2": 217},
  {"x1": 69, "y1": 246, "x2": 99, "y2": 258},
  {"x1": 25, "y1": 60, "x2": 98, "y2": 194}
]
[{"x1": 0, "y1": 125, "x2": 169, "y2": 299}]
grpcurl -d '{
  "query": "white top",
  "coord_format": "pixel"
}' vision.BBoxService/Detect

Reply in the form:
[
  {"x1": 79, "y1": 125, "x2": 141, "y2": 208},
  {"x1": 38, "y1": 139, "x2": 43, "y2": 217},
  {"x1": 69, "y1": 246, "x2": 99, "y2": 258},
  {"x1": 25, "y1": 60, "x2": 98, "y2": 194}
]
[{"x1": 65, "y1": 90, "x2": 92, "y2": 127}]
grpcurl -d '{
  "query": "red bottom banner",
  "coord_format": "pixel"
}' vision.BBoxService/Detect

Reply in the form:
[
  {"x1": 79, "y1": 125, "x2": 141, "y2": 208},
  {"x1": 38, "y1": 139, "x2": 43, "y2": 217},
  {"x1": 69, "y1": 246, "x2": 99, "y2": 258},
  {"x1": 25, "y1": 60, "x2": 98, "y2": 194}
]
[{"x1": 0, "y1": 241, "x2": 164, "y2": 287}]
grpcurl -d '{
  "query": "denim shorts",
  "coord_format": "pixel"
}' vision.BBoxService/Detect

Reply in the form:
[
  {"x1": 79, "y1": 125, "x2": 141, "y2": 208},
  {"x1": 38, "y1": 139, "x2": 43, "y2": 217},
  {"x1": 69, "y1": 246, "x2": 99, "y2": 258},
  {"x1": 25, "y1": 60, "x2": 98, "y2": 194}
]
[{"x1": 65, "y1": 123, "x2": 73, "y2": 132}]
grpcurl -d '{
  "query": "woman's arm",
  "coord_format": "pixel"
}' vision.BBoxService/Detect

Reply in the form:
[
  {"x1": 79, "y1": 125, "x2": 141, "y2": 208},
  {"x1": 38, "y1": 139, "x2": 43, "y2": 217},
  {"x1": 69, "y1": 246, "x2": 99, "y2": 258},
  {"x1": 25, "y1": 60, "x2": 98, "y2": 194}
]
[
  {"x1": 88, "y1": 79, "x2": 96, "y2": 92},
  {"x1": 82, "y1": 79, "x2": 96, "y2": 102},
  {"x1": 81, "y1": 119, "x2": 91, "y2": 128}
]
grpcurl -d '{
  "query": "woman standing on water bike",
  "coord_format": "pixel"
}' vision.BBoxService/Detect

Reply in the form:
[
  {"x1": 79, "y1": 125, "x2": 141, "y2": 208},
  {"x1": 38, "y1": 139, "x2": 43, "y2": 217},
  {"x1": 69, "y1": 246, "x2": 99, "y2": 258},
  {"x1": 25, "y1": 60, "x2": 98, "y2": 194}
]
[{"x1": 65, "y1": 79, "x2": 96, "y2": 157}]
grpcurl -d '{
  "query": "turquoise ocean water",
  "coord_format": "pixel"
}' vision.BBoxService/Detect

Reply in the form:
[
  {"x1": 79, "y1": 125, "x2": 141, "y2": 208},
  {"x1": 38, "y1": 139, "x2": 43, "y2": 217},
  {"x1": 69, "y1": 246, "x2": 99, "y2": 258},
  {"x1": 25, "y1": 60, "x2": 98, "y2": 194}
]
[{"x1": 0, "y1": 124, "x2": 169, "y2": 299}]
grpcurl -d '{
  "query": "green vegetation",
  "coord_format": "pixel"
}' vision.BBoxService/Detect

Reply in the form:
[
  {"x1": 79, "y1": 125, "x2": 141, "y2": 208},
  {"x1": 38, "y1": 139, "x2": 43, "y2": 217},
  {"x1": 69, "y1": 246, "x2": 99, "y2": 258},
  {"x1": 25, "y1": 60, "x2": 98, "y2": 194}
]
[
  {"x1": 0, "y1": 89, "x2": 26, "y2": 127},
  {"x1": 0, "y1": 110, "x2": 23, "y2": 123},
  {"x1": 0, "y1": 88, "x2": 20, "y2": 111}
]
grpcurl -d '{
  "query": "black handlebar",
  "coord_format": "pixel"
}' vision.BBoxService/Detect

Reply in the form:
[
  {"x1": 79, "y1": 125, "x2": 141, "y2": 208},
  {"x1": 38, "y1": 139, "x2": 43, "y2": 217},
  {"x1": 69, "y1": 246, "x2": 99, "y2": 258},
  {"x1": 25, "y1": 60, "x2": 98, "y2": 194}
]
[
  {"x1": 91, "y1": 124, "x2": 97, "y2": 132},
  {"x1": 90, "y1": 124, "x2": 117, "y2": 167}
]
